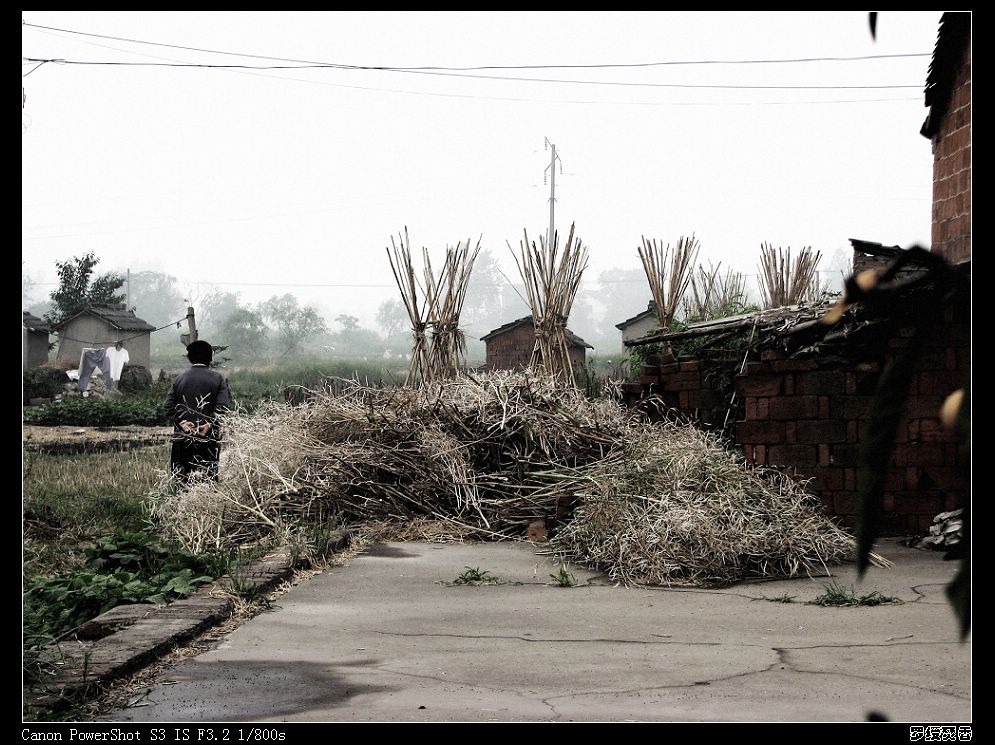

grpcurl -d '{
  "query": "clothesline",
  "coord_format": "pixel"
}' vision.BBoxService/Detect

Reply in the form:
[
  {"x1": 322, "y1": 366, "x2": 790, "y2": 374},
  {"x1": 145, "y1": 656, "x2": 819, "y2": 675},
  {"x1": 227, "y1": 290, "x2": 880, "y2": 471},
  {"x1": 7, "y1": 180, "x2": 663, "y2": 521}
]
[{"x1": 54, "y1": 314, "x2": 191, "y2": 347}]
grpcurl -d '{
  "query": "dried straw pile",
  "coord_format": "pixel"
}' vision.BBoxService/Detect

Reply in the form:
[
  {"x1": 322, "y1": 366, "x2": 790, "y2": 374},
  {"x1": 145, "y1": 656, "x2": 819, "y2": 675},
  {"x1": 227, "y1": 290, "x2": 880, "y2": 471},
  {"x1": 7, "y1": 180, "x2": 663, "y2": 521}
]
[{"x1": 148, "y1": 370, "x2": 860, "y2": 586}]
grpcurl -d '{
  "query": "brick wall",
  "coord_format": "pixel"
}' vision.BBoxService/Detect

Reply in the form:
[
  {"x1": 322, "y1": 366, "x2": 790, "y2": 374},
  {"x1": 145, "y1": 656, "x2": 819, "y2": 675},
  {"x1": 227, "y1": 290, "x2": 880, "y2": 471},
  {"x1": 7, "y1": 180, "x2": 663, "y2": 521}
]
[
  {"x1": 930, "y1": 36, "x2": 971, "y2": 264},
  {"x1": 622, "y1": 301, "x2": 969, "y2": 535},
  {"x1": 484, "y1": 325, "x2": 588, "y2": 371}
]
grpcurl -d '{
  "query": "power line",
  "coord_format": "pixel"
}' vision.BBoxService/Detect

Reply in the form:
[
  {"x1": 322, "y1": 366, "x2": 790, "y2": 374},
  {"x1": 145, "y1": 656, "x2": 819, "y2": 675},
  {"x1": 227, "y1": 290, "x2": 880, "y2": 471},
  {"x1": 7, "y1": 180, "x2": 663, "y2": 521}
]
[
  {"x1": 22, "y1": 21, "x2": 930, "y2": 70},
  {"x1": 20, "y1": 56, "x2": 923, "y2": 91}
]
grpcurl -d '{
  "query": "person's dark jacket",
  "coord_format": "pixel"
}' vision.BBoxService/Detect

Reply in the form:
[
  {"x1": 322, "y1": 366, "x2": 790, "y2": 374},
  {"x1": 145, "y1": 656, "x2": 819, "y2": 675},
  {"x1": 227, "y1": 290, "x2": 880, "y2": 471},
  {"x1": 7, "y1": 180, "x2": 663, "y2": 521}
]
[{"x1": 164, "y1": 365, "x2": 231, "y2": 438}]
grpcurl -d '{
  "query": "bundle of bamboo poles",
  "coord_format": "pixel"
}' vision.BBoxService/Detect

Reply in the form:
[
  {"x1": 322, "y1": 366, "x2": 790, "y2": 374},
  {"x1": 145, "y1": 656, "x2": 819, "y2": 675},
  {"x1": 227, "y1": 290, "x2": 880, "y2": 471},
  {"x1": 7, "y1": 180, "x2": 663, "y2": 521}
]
[
  {"x1": 757, "y1": 243, "x2": 823, "y2": 309},
  {"x1": 509, "y1": 222, "x2": 588, "y2": 386},
  {"x1": 638, "y1": 234, "x2": 699, "y2": 331},
  {"x1": 386, "y1": 228, "x2": 481, "y2": 386},
  {"x1": 685, "y1": 261, "x2": 749, "y2": 320}
]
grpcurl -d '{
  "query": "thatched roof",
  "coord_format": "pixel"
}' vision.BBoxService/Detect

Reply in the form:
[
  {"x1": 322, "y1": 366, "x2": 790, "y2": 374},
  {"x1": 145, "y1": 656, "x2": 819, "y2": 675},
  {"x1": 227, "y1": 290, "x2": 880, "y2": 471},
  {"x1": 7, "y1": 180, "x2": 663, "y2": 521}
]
[
  {"x1": 54, "y1": 304, "x2": 155, "y2": 333},
  {"x1": 22, "y1": 311, "x2": 49, "y2": 333},
  {"x1": 921, "y1": 11, "x2": 971, "y2": 138},
  {"x1": 480, "y1": 316, "x2": 593, "y2": 349}
]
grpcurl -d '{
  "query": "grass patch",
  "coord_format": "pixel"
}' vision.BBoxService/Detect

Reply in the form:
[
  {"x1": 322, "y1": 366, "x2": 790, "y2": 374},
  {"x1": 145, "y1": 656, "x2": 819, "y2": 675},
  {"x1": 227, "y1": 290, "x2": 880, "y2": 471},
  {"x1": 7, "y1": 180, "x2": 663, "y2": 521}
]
[
  {"x1": 450, "y1": 566, "x2": 500, "y2": 585},
  {"x1": 811, "y1": 581, "x2": 901, "y2": 607},
  {"x1": 763, "y1": 592, "x2": 798, "y2": 603},
  {"x1": 23, "y1": 445, "x2": 169, "y2": 580},
  {"x1": 224, "y1": 359, "x2": 406, "y2": 410},
  {"x1": 549, "y1": 564, "x2": 577, "y2": 587}
]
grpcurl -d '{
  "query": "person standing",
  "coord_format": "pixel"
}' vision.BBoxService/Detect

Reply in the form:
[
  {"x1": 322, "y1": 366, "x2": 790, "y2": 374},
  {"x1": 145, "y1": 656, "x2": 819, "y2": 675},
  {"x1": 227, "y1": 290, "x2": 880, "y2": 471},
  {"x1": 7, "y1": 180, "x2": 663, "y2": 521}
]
[{"x1": 164, "y1": 340, "x2": 231, "y2": 482}]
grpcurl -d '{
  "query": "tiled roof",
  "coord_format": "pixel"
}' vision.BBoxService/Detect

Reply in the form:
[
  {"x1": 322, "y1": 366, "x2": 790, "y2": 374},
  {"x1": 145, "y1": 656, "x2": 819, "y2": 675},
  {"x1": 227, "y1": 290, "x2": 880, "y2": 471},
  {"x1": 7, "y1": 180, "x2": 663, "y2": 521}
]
[
  {"x1": 54, "y1": 304, "x2": 156, "y2": 332},
  {"x1": 480, "y1": 316, "x2": 593, "y2": 349},
  {"x1": 22, "y1": 311, "x2": 49, "y2": 332}
]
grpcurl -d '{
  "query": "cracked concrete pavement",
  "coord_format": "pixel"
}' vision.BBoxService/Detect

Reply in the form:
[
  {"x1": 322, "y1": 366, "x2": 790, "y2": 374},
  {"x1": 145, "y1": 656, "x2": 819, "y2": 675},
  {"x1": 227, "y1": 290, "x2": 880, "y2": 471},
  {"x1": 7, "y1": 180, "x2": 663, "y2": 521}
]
[{"x1": 104, "y1": 538, "x2": 970, "y2": 723}]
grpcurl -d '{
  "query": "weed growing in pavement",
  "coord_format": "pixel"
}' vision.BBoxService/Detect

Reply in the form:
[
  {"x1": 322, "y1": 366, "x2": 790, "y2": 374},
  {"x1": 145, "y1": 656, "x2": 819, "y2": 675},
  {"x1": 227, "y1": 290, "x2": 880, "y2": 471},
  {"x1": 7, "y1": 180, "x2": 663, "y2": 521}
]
[
  {"x1": 451, "y1": 566, "x2": 500, "y2": 585},
  {"x1": 549, "y1": 564, "x2": 577, "y2": 587},
  {"x1": 810, "y1": 581, "x2": 900, "y2": 607}
]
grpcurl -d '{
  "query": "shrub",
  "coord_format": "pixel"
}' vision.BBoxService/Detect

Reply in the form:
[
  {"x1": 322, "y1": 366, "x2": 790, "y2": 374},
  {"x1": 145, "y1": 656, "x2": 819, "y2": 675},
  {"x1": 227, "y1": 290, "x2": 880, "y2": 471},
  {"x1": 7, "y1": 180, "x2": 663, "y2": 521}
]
[
  {"x1": 118, "y1": 364, "x2": 153, "y2": 394},
  {"x1": 23, "y1": 366, "x2": 68, "y2": 404},
  {"x1": 23, "y1": 398, "x2": 167, "y2": 427}
]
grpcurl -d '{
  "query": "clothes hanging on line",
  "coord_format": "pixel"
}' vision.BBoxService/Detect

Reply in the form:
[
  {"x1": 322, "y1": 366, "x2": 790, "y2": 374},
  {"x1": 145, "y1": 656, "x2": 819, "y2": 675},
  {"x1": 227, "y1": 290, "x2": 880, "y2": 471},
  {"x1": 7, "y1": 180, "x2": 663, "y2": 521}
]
[
  {"x1": 105, "y1": 345, "x2": 130, "y2": 382},
  {"x1": 77, "y1": 347, "x2": 112, "y2": 392}
]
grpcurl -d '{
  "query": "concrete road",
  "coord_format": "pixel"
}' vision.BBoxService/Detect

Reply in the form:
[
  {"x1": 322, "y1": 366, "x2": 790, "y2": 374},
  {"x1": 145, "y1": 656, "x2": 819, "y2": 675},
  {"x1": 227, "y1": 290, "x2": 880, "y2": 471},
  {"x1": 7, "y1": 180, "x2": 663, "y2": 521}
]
[{"x1": 105, "y1": 538, "x2": 970, "y2": 723}]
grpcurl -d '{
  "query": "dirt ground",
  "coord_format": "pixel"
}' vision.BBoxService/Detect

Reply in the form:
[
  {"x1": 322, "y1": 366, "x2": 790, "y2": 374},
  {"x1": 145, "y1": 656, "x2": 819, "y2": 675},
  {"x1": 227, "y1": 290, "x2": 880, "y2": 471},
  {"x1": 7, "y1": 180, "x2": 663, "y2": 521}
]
[{"x1": 22, "y1": 425, "x2": 173, "y2": 453}]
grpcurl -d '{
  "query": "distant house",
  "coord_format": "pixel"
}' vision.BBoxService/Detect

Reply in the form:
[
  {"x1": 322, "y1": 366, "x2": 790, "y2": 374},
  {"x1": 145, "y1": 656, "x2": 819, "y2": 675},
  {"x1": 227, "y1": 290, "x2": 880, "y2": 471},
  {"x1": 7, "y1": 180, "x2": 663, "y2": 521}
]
[
  {"x1": 22, "y1": 311, "x2": 50, "y2": 370},
  {"x1": 53, "y1": 304, "x2": 156, "y2": 369},
  {"x1": 481, "y1": 316, "x2": 593, "y2": 371},
  {"x1": 615, "y1": 301, "x2": 659, "y2": 351},
  {"x1": 921, "y1": 11, "x2": 971, "y2": 265}
]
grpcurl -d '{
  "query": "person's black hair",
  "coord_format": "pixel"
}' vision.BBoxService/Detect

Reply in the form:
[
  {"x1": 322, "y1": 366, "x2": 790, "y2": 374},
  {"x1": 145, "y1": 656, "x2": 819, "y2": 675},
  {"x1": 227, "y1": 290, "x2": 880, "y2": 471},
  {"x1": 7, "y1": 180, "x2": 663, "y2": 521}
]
[{"x1": 186, "y1": 340, "x2": 213, "y2": 365}]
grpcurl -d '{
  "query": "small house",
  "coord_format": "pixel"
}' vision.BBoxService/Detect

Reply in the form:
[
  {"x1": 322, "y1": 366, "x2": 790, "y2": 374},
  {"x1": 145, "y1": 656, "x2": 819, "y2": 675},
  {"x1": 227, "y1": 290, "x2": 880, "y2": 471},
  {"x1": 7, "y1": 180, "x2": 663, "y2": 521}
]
[
  {"x1": 54, "y1": 304, "x2": 156, "y2": 369},
  {"x1": 615, "y1": 301, "x2": 659, "y2": 351},
  {"x1": 22, "y1": 311, "x2": 50, "y2": 370},
  {"x1": 481, "y1": 316, "x2": 593, "y2": 371}
]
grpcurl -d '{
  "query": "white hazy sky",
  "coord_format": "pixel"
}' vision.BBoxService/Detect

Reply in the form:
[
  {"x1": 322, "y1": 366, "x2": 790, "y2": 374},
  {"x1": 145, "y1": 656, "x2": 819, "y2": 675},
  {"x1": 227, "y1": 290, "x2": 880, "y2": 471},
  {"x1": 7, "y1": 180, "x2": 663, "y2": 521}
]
[{"x1": 22, "y1": 11, "x2": 944, "y2": 327}]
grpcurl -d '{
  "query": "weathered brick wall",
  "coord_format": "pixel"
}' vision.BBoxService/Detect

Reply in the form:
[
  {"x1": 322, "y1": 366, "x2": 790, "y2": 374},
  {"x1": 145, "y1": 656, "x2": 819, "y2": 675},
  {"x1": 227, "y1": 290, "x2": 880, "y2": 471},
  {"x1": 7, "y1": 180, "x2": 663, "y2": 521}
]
[
  {"x1": 621, "y1": 356, "x2": 726, "y2": 427},
  {"x1": 930, "y1": 36, "x2": 971, "y2": 264},
  {"x1": 484, "y1": 325, "x2": 588, "y2": 371},
  {"x1": 484, "y1": 325, "x2": 534, "y2": 370},
  {"x1": 622, "y1": 303, "x2": 969, "y2": 535}
]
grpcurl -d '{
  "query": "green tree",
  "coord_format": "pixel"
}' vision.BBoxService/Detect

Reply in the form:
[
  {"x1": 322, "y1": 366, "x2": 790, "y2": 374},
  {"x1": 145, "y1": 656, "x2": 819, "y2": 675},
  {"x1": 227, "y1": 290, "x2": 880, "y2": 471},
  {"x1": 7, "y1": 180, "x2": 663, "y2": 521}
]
[
  {"x1": 219, "y1": 307, "x2": 268, "y2": 359},
  {"x1": 46, "y1": 252, "x2": 126, "y2": 325},
  {"x1": 128, "y1": 270, "x2": 185, "y2": 327},
  {"x1": 196, "y1": 290, "x2": 242, "y2": 336},
  {"x1": 463, "y1": 247, "x2": 505, "y2": 332},
  {"x1": 375, "y1": 299, "x2": 408, "y2": 341},
  {"x1": 261, "y1": 294, "x2": 328, "y2": 357}
]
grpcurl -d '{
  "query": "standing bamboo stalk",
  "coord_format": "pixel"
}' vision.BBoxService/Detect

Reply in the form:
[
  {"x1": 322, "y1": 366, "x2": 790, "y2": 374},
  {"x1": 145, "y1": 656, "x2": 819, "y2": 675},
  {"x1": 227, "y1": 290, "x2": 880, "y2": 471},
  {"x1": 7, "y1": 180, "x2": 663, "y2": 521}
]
[
  {"x1": 509, "y1": 222, "x2": 588, "y2": 386},
  {"x1": 638, "y1": 234, "x2": 699, "y2": 331}
]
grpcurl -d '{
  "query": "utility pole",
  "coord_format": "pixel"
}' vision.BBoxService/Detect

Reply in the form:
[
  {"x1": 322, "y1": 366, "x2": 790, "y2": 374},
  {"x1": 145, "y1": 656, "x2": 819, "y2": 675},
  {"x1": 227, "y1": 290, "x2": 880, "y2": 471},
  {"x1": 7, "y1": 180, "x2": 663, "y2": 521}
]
[
  {"x1": 544, "y1": 138, "x2": 562, "y2": 250},
  {"x1": 126, "y1": 268, "x2": 130, "y2": 310}
]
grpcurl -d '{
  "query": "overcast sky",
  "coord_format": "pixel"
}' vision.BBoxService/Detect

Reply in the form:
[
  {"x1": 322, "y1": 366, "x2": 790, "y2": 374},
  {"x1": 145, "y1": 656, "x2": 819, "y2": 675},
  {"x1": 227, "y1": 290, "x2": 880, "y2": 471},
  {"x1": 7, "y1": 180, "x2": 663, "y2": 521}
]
[{"x1": 22, "y1": 11, "x2": 944, "y2": 327}]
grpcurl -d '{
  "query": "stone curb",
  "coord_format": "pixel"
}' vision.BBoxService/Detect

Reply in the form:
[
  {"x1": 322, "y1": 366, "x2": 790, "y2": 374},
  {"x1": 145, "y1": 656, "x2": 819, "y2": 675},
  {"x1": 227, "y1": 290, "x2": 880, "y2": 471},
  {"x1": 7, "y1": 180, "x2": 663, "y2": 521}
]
[{"x1": 25, "y1": 530, "x2": 350, "y2": 714}]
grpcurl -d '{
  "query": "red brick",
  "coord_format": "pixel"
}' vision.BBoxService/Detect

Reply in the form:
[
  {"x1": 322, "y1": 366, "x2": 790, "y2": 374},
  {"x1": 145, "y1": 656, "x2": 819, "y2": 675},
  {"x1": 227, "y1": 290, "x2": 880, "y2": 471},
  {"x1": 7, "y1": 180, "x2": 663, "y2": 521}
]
[
  {"x1": 926, "y1": 466, "x2": 969, "y2": 493},
  {"x1": 845, "y1": 372, "x2": 857, "y2": 395},
  {"x1": 745, "y1": 397, "x2": 769, "y2": 420},
  {"x1": 892, "y1": 494, "x2": 944, "y2": 517},
  {"x1": 768, "y1": 444, "x2": 817, "y2": 467},
  {"x1": 678, "y1": 391, "x2": 689, "y2": 408},
  {"x1": 818, "y1": 444, "x2": 831, "y2": 466},
  {"x1": 919, "y1": 371, "x2": 958, "y2": 397},
  {"x1": 769, "y1": 396, "x2": 819, "y2": 420},
  {"x1": 659, "y1": 362, "x2": 680, "y2": 375},
  {"x1": 663, "y1": 378, "x2": 706, "y2": 392},
  {"x1": 893, "y1": 443, "x2": 946, "y2": 467},
  {"x1": 737, "y1": 375, "x2": 784, "y2": 396},
  {"x1": 904, "y1": 396, "x2": 946, "y2": 419},
  {"x1": 795, "y1": 419, "x2": 847, "y2": 444},
  {"x1": 678, "y1": 361, "x2": 700, "y2": 373},
  {"x1": 736, "y1": 420, "x2": 785, "y2": 444},
  {"x1": 832, "y1": 444, "x2": 861, "y2": 467},
  {"x1": 761, "y1": 349, "x2": 784, "y2": 361},
  {"x1": 770, "y1": 359, "x2": 819, "y2": 372},
  {"x1": 813, "y1": 468, "x2": 844, "y2": 492},
  {"x1": 795, "y1": 372, "x2": 846, "y2": 395},
  {"x1": 834, "y1": 494, "x2": 858, "y2": 515},
  {"x1": 910, "y1": 418, "x2": 951, "y2": 443},
  {"x1": 754, "y1": 445, "x2": 767, "y2": 465},
  {"x1": 831, "y1": 396, "x2": 871, "y2": 419},
  {"x1": 783, "y1": 375, "x2": 795, "y2": 395},
  {"x1": 847, "y1": 420, "x2": 859, "y2": 443}
]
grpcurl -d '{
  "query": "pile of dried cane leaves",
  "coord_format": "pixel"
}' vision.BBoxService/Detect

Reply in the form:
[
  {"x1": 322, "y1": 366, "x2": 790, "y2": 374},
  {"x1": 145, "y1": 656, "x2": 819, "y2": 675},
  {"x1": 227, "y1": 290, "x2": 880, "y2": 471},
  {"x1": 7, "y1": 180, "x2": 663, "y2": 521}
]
[{"x1": 148, "y1": 370, "x2": 864, "y2": 586}]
